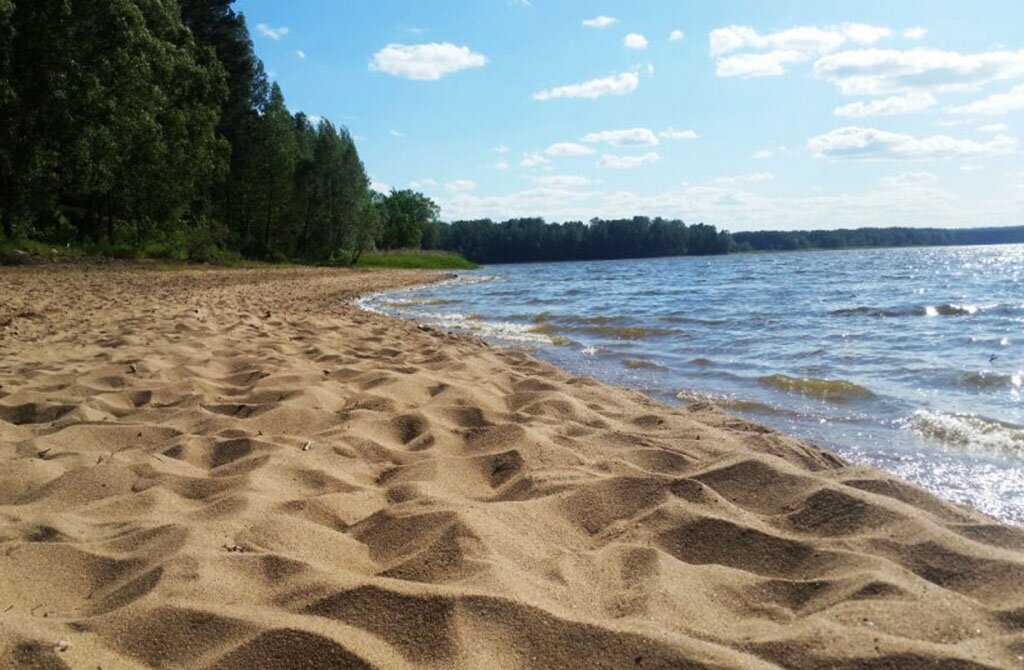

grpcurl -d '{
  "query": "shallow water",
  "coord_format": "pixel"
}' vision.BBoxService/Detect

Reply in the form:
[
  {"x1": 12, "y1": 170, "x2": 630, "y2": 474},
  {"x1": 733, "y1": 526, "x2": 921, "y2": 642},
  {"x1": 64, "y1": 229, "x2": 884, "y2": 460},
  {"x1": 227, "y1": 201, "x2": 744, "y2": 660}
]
[{"x1": 362, "y1": 245, "x2": 1024, "y2": 524}]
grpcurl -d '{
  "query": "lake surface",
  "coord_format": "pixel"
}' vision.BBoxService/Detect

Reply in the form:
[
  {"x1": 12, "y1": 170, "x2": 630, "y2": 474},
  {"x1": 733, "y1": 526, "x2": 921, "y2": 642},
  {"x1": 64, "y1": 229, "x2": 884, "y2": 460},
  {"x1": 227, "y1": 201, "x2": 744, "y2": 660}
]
[{"x1": 361, "y1": 245, "x2": 1024, "y2": 525}]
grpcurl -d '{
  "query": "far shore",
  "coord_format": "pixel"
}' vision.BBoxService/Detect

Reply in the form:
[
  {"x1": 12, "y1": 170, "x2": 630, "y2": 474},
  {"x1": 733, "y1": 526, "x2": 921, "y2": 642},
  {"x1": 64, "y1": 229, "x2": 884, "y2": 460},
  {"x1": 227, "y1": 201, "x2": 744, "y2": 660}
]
[{"x1": 1, "y1": 264, "x2": 1023, "y2": 669}]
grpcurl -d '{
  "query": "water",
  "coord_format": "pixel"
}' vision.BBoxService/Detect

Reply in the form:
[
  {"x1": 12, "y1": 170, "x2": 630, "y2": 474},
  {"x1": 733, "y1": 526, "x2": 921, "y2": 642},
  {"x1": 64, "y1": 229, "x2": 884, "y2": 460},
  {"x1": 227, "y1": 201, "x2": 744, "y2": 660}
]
[{"x1": 361, "y1": 245, "x2": 1024, "y2": 525}]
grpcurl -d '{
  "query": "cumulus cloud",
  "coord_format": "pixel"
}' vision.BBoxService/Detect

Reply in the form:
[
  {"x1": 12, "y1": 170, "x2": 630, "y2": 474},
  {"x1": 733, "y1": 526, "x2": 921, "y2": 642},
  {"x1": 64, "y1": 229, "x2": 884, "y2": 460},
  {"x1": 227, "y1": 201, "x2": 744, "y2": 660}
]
[
  {"x1": 710, "y1": 23, "x2": 892, "y2": 77},
  {"x1": 582, "y1": 127, "x2": 659, "y2": 147},
  {"x1": 545, "y1": 142, "x2": 594, "y2": 156},
  {"x1": 583, "y1": 15, "x2": 617, "y2": 28},
  {"x1": 902, "y1": 27, "x2": 927, "y2": 40},
  {"x1": 445, "y1": 179, "x2": 477, "y2": 194},
  {"x1": 978, "y1": 122, "x2": 1009, "y2": 133},
  {"x1": 833, "y1": 91, "x2": 936, "y2": 117},
  {"x1": 520, "y1": 152, "x2": 551, "y2": 168},
  {"x1": 493, "y1": 144, "x2": 509, "y2": 154},
  {"x1": 599, "y1": 152, "x2": 660, "y2": 169},
  {"x1": 624, "y1": 33, "x2": 649, "y2": 50},
  {"x1": 950, "y1": 83, "x2": 1024, "y2": 116},
  {"x1": 494, "y1": 160, "x2": 509, "y2": 170},
  {"x1": 369, "y1": 42, "x2": 487, "y2": 80},
  {"x1": 659, "y1": 128, "x2": 699, "y2": 140},
  {"x1": 752, "y1": 149, "x2": 774, "y2": 159},
  {"x1": 880, "y1": 171, "x2": 937, "y2": 186},
  {"x1": 370, "y1": 177, "x2": 391, "y2": 192},
  {"x1": 669, "y1": 29, "x2": 685, "y2": 42},
  {"x1": 715, "y1": 172, "x2": 775, "y2": 184},
  {"x1": 409, "y1": 178, "x2": 437, "y2": 189},
  {"x1": 529, "y1": 175, "x2": 593, "y2": 188},
  {"x1": 532, "y1": 71, "x2": 639, "y2": 101},
  {"x1": 296, "y1": 50, "x2": 306, "y2": 59},
  {"x1": 808, "y1": 126, "x2": 1017, "y2": 160},
  {"x1": 256, "y1": 24, "x2": 290, "y2": 40},
  {"x1": 389, "y1": 129, "x2": 405, "y2": 138},
  {"x1": 813, "y1": 47, "x2": 1024, "y2": 95}
]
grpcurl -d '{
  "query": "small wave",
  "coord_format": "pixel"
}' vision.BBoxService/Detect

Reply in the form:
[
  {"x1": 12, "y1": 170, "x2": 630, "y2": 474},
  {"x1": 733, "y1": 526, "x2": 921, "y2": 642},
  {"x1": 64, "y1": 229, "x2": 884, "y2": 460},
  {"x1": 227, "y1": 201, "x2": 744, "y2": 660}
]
[
  {"x1": 832, "y1": 303, "x2": 993, "y2": 318},
  {"x1": 758, "y1": 374, "x2": 875, "y2": 403},
  {"x1": 417, "y1": 311, "x2": 551, "y2": 344},
  {"x1": 675, "y1": 390, "x2": 800, "y2": 417},
  {"x1": 904, "y1": 410, "x2": 1024, "y2": 457},
  {"x1": 689, "y1": 357, "x2": 715, "y2": 367},
  {"x1": 959, "y1": 370, "x2": 1022, "y2": 389},
  {"x1": 622, "y1": 358, "x2": 667, "y2": 370},
  {"x1": 387, "y1": 298, "x2": 460, "y2": 307}
]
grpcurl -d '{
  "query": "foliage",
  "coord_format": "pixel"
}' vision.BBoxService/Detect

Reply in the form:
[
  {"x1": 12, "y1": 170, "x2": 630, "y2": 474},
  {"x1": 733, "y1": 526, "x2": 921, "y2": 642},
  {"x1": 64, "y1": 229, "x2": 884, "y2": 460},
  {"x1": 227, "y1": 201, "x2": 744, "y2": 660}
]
[
  {"x1": 437, "y1": 217, "x2": 732, "y2": 264},
  {"x1": 0, "y1": 0, "x2": 378, "y2": 264},
  {"x1": 354, "y1": 250, "x2": 478, "y2": 270},
  {"x1": 731, "y1": 226, "x2": 1024, "y2": 252}
]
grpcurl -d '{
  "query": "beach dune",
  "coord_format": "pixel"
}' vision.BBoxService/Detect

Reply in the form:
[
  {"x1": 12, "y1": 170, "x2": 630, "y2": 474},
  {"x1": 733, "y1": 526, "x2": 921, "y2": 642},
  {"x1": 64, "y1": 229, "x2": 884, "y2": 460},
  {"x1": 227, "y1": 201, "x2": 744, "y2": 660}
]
[{"x1": 1, "y1": 266, "x2": 1022, "y2": 669}]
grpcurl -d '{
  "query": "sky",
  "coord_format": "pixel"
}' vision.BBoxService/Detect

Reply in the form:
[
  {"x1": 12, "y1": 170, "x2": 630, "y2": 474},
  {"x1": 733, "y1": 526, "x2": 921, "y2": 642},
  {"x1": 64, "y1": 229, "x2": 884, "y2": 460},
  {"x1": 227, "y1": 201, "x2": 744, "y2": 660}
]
[{"x1": 235, "y1": 0, "x2": 1024, "y2": 232}]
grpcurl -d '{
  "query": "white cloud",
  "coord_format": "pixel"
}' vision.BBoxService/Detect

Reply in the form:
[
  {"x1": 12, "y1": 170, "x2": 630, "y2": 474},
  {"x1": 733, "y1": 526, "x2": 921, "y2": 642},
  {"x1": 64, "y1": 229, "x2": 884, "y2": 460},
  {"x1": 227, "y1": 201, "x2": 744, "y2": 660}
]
[
  {"x1": 493, "y1": 144, "x2": 509, "y2": 154},
  {"x1": 813, "y1": 47, "x2": 1024, "y2": 96},
  {"x1": 532, "y1": 71, "x2": 640, "y2": 101},
  {"x1": 710, "y1": 23, "x2": 892, "y2": 77},
  {"x1": 599, "y1": 152, "x2": 660, "y2": 169},
  {"x1": 307, "y1": 114, "x2": 324, "y2": 125},
  {"x1": 752, "y1": 149, "x2": 774, "y2": 159},
  {"x1": 808, "y1": 126, "x2": 1018, "y2": 160},
  {"x1": 833, "y1": 91, "x2": 937, "y2": 117},
  {"x1": 545, "y1": 142, "x2": 595, "y2": 156},
  {"x1": 716, "y1": 172, "x2": 775, "y2": 184},
  {"x1": 520, "y1": 152, "x2": 551, "y2": 168},
  {"x1": 369, "y1": 42, "x2": 487, "y2": 80},
  {"x1": 296, "y1": 50, "x2": 306, "y2": 60},
  {"x1": 960, "y1": 164, "x2": 983, "y2": 171},
  {"x1": 256, "y1": 24, "x2": 290, "y2": 40},
  {"x1": 716, "y1": 50, "x2": 810, "y2": 78},
  {"x1": 902, "y1": 27, "x2": 927, "y2": 40},
  {"x1": 409, "y1": 178, "x2": 437, "y2": 189},
  {"x1": 659, "y1": 128, "x2": 699, "y2": 140},
  {"x1": 710, "y1": 23, "x2": 891, "y2": 57},
  {"x1": 529, "y1": 175, "x2": 593, "y2": 188},
  {"x1": 583, "y1": 15, "x2": 617, "y2": 29},
  {"x1": 950, "y1": 83, "x2": 1024, "y2": 116},
  {"x1": 389, "y1": 129, "x2": 405, "y2": 138},
  {"x1": 880, "y1": 171, "x2": 937, "y2": 187},
  {"x1": 624, "y1": 33, "x2": 649, "y2": 50},
  {"x1": 370, "y1": 177, "x2": 391, "y2": 192},
  {"x1": 583, "y1": 127, "x2": 659, "y2": 147},
  {"x1": 669, "y1": 29, "x2": 685, "y2": 42},
  {"x1": 445, "y1": 179, "x2": 477, "y2": 194},
  {"x1": 978, "y1": 123, "x2": 1009, "y2": 133},
  {"x1": 494, "y1": 160, "x2": 509, "y2": 170}
]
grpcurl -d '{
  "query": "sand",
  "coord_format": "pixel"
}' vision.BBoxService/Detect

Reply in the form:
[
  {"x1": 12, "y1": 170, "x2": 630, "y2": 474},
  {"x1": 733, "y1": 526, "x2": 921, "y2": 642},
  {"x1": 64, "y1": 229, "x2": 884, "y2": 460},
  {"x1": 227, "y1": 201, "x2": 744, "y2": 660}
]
[{"x1": 1, "y1": 265, "x2": 1022, "y2": 670}]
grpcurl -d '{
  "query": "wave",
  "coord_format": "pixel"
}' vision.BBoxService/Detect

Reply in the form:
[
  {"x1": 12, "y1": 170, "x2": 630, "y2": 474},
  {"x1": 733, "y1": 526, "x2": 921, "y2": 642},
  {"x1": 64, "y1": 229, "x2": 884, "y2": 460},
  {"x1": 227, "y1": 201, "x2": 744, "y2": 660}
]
[
  {"x1": 675, "y1": 390, "x2": 801, "y2": 417},
  {"x1": 758, "y1": 374, "x2": 875, "y2": 403},
  {"x1": 904, "y1": 410, "x2": 1024, "y2": 457},
  {"x1": 958, "y1": 370, "x2": 1023, "y2": 389},
  {"x1": 831, "y1": 303, "x2": 1009, "y2": 318},
  {"x1": 622, "y1": 358, "x2": 667, "y2": 370},
  {"x1": 529, "y1": 321, "x2": 678, "y2": 341}
]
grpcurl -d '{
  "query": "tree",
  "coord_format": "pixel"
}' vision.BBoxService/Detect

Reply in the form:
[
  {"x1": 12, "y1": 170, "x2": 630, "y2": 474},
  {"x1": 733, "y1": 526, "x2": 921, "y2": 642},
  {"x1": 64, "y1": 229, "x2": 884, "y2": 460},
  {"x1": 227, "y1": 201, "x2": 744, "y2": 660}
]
[{"x1": 377, "y1": 190, "x2": 440, "y2": 249}]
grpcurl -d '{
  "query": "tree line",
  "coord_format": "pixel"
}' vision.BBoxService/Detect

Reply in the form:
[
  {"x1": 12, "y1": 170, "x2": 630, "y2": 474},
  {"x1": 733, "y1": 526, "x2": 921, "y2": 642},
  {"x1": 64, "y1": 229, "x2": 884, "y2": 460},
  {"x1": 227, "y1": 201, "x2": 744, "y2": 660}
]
[
  {"x1": 0, "y1": 0, "x2": 438, "y2": 263},
  {"x1": 433, "y1": 217, "x2": 732, "y2": 263},
  {"x1": 731, "y1": 225, "x2": 1024, "y2": 253}
]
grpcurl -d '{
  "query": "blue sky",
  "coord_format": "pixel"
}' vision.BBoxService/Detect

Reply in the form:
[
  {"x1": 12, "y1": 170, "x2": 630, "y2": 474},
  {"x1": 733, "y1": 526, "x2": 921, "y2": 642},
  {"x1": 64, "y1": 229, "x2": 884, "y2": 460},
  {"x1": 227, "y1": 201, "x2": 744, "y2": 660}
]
[{"x1": 236, "y1": 0, "x2": 1024, "y2": 231}]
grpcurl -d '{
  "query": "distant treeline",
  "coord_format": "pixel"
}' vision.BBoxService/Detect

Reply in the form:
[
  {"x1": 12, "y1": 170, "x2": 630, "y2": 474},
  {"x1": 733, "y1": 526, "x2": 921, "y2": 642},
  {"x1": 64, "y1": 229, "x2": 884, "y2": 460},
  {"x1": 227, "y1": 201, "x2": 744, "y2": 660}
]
[
  {"x1": 433, "y1": 217, "x2": 732, "y2": 264},
  {"x1": 0, "y1": 0, "x2": 437, "y2": 263},
  {"x1": 731, "y1": 225, "x2": 1024, "y2": 252}
]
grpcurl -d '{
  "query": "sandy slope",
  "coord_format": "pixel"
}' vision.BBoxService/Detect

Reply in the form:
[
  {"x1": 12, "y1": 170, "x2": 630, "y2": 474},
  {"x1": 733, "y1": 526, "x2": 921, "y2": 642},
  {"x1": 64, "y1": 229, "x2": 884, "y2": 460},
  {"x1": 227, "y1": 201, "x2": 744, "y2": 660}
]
[{"x1": 1, "y1": 265, "x2": 1022, "y2": 669}]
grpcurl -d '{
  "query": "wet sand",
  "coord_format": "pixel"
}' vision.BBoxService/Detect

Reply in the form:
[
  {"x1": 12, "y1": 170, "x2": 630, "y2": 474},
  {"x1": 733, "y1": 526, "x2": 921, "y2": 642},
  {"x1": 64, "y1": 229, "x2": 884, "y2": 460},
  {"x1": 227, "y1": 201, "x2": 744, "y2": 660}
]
[{"x1": 1, "y1": 265, "x2": 1022, "y2": 669}]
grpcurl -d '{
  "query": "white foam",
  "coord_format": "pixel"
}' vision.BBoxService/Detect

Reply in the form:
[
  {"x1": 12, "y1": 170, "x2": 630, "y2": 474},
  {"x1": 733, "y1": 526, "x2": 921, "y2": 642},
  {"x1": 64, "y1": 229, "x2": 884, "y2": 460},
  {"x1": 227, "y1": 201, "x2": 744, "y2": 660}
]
[{"x1": 904, "y1": 409, "x2": 1024, "y2": 457}]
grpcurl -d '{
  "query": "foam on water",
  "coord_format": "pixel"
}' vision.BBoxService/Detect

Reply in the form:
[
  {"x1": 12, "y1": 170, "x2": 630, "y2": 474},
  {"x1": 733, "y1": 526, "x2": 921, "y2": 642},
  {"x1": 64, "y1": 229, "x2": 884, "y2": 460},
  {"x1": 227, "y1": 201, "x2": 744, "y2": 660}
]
[{"x1": 904, "y1": 410, "x2": 1024, "y2": 458}]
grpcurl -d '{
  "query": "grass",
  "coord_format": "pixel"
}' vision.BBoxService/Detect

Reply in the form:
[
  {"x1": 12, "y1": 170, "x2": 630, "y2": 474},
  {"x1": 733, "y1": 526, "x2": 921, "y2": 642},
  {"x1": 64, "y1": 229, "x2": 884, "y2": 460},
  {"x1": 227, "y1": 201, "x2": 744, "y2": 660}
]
[{"x1": 354, "y1": 250, "x2": 479, "y2": 270}]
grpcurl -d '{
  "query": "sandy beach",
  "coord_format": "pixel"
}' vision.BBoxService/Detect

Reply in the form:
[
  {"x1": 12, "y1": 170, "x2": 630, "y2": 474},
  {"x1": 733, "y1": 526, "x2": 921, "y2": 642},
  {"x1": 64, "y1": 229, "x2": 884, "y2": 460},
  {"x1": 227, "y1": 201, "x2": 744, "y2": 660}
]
[{"x1": 1, "y1": 265, "x2": 1022, "y2": 669}]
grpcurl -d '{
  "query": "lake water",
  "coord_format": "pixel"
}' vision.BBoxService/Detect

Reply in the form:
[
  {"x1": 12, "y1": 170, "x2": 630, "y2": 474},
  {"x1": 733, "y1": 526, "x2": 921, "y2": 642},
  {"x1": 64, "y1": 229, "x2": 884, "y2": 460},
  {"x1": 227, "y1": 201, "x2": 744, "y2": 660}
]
[{"x1": 360, "y1": 245, "x2": 1024, "y2": 525}]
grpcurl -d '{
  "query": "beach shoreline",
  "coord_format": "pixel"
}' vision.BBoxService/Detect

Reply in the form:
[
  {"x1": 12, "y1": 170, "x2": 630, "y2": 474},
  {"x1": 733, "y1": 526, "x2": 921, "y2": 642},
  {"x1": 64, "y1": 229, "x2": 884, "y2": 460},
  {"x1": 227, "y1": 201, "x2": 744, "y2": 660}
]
[{"x1": 2, "y1": 265, "x2": 1023, "y2": 669}]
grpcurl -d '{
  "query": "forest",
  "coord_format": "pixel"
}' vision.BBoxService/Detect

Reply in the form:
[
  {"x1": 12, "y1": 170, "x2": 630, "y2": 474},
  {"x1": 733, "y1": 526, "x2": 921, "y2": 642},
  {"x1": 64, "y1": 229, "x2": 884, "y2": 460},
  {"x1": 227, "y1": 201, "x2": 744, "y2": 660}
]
[
  {"x1": 731, "y1": 225, "x2": 1024, "y2": 253},
  {"x1": 0, "y1": 0, "x2": 434, "y2": 263}
]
